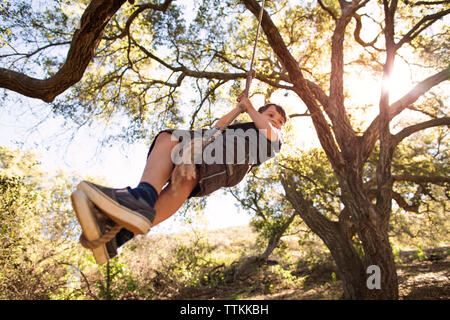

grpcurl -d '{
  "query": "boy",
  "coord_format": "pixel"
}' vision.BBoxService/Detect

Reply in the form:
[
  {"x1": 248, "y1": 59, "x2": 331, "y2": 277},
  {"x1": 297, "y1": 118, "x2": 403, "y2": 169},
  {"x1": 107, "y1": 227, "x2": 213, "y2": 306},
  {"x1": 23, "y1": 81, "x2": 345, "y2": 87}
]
[{"x1": 71, "y1": 93, "x2": 287, "y2": 264}]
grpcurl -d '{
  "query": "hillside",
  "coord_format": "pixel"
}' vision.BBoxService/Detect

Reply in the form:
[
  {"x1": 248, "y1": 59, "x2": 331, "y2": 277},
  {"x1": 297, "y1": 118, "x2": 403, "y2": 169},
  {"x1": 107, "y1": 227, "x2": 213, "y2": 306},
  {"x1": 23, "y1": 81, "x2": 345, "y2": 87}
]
[{"x1": 114, "y1": 225, "x2": 450, "y2": 300}]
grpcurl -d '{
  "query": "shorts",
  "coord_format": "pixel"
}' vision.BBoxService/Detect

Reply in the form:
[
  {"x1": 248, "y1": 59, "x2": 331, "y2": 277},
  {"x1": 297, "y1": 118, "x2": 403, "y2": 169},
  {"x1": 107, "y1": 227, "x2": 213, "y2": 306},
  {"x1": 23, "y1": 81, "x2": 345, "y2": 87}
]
[{"x1": 147, "y1": 129, "x2": 252, "y2": 198}]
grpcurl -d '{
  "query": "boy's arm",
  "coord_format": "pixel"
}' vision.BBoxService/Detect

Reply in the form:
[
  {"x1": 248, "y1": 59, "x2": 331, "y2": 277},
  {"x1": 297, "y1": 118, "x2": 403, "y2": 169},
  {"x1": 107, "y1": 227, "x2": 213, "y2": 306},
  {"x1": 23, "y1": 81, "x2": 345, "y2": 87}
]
[
  {"x1": 213, "y1": 106, "x2": 242, "y2": 129},
  {"x1": 237, "y1": 94, "x2": 280, "y2": 142}
]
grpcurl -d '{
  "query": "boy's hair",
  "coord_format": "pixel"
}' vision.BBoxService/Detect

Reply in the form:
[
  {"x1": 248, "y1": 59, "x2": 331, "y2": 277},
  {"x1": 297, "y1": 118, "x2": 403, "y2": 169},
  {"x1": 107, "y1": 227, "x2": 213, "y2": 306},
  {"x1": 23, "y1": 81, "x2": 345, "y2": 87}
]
[{"x1": 258, "y1": 103, "x2": 288, "y2": 124}]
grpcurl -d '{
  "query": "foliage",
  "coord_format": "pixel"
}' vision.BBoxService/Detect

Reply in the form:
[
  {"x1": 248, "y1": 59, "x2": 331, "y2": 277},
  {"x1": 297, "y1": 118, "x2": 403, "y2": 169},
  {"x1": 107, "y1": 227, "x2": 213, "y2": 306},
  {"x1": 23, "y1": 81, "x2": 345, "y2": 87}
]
[
  {"x1": 1, "y1": 0, "x2": 449, "y2": 299},
  {"x1": 280, "y1": 148, "x2": 340, "y2": 220},
  {"x1": 368, "y1": 130, "x2": 450, "y2": 247},
  {"x1": 0, "y1": 146, "x2": 82, "y2": 299},
  {"x1": 94, "y1": 259, "x2": 149, "y2": 300},
  {"x1": 160, "y1": 233, "x2": 225, "y2": 288},
  {"x1": 233, "y1": 164, "x2": 295, "y2": 244},
  {"x1": 0, "y1": 144, "x2": 448, "y2": 299}
]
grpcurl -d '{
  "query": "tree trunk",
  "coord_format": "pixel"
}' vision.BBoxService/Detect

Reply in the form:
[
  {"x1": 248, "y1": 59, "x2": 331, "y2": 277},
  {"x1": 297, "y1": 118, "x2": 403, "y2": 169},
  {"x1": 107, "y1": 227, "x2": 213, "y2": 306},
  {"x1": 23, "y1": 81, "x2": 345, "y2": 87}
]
[
  {"x1": 357, "y1": 212, "x2": 399, "y2": 299},
  {"x1": 258, "y1": 212, "x2": 297, "y2": 261},
  {"x1": 325, "y1": 222, "x2": 367, "y2": 300},
  {"x1": 282, "y1": 173, "x2": 399, "y2": 299},
  {"x1": 230, "y1": 212, "x2": 297, "y2": 281},
  {"x1": 339, "y1": 171, "x2": 399, "y2": 299},
  {"x1": 328, "y1": 207, "x2": 399, "y2": 299}
]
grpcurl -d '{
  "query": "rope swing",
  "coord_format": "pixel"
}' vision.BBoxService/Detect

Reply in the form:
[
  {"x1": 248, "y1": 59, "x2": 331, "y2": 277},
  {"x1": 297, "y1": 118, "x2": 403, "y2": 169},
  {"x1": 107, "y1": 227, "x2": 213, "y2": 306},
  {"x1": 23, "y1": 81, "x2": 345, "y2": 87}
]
[
  {"x1": 219, "y1": 0, "x2": 266, "y2": 131},
  {"x1": 79, "y1": 1, "x2": 268, "y2": 250},
  {"x1": 171, "y1": 0, "x2": 267, "y2": 190}
]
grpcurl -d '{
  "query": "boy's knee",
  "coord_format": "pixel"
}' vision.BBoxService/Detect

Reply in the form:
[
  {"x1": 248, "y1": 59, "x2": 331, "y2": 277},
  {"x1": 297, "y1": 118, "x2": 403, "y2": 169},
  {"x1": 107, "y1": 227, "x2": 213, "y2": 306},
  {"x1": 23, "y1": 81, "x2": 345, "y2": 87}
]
[{"x1": 156, "y1": 132, "x2": 177, "y2": 146}]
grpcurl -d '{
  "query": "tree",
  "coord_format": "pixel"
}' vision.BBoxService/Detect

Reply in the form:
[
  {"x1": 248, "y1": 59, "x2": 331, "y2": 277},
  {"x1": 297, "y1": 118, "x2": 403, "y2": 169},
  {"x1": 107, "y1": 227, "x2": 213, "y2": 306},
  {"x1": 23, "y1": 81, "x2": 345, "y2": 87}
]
[
  {"x1": 228, "y1": 163, "x2": 298, "y2": 279},
  {"x1": 0, "y1": 146, "x2": 84, "y2": 299},
  {"x1": 1, "y1": 0, "x2": 448, "y2": 299}
]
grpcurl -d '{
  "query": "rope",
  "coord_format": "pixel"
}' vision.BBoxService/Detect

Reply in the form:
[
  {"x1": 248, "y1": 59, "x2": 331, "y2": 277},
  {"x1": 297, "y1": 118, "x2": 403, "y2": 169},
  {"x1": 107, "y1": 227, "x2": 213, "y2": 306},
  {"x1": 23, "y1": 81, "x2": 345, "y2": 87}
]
[
  {"x1": 79, "y1": 224, "x2": 122, "y2": 250},
  {"x1": 217, "y1": 0, "x2": 266, "y2": 132},
  {"x1": 172, "y1": 1, "x2": 267, "y2": 190},
  {"x1": 243, "y1": 0, "x2": 266, "y2": 97}
]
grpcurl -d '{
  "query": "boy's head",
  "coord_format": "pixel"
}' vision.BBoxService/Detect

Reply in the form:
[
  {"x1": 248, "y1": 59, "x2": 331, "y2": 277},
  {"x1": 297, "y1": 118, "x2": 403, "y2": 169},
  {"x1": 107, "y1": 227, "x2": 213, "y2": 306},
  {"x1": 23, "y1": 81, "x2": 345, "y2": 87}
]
[{"x1": 258, "y1": 104, "x2": 288, "y2": 130}]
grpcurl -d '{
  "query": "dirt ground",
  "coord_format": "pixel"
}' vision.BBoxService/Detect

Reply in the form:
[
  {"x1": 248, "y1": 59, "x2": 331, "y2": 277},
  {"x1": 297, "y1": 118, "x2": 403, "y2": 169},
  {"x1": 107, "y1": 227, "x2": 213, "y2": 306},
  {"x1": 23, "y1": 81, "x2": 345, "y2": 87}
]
[{"x1": 397, "y1": 247, "x2": 450, "y2": 300}]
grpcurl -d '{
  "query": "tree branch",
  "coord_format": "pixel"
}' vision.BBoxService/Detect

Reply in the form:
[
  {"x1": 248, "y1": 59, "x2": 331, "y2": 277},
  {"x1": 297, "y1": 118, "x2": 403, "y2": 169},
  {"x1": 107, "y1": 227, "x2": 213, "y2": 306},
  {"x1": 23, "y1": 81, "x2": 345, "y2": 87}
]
[
  {"x1": 104, "y1": 0, "x2": 173, "y2": 40},
  {"x1": 393, "y1": 174, "x2": 450, "y2": 184},
  {"x1": 306, "y1": 79, "x2": 330, "y2": 113},
  {"x1": 288, "y1": 111, "x2": 311, "y2": 118},
  {"x1": 392, "y1": 191, "x2": 419, "y2": 212},
  {"x1": 132, "y1": 36, "x2": 248, "y2": 82},
  {"x1": 395, "y1": 8, "x2": 450, "y2": 50},
  {"x1": 0, "y1": 41, "x2": 72, "y2": 60},
  {"x1": 189, "y1": 80, "x2": 226, "y2": 130},
  {"x1": 331, "y1": 1, "x2": 369, "y2": 111},
  {"x1": 361, "y1": 66, "x2": 450, "y2": 160},
  {"x1": 242, "y1": 0, "x2": 345, "y2": 173},
  {"x1": 329, "y1": 1, "x2": 370, "y2": 157},
  {"x1": 367, "y1": 173, "x2": 450, "y2": 214},
  {"x1": 404, "y1": 0, "x2": 450, "y2": 5},
  {"x1": 317, "y1": 0, "x2": 337, "y2": 21},
  {"x1": 131, "y1": 33, "x2": 295, "y2": 92},
  {"x1": 392, "y1": 117, "x2": 450, "y2": 147},
  {"x1": 0, "y1": 0, "x2": 128, "y2": 102},
  {"x1": 0, "y1": 0, "x2": 174, "y2": 102},
  {"x1": 389, "y1": 66, "x2": 450, "y2": 118},
  {"x1": 353, "y1": 14, "x2": 381, "y2": 49}
]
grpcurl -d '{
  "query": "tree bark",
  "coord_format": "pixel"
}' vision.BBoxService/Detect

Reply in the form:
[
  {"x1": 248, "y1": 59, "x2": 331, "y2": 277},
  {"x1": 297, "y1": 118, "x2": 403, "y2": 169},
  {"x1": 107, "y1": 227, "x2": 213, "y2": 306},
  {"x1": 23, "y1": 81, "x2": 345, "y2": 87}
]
[{"x1": 258, "y1": 212, "x2": 297, "y2": 261}]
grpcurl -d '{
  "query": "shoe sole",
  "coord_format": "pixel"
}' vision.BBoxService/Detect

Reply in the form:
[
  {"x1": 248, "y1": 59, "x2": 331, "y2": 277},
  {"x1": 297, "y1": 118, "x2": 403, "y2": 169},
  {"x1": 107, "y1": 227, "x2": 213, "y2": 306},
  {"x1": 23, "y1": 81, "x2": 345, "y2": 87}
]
[
  {"x1": 71, "y1": 189, "x2": 109, "y2": 265},
  {"x1": 77, "y1": 181, "x2": 151, "y2": 235}
]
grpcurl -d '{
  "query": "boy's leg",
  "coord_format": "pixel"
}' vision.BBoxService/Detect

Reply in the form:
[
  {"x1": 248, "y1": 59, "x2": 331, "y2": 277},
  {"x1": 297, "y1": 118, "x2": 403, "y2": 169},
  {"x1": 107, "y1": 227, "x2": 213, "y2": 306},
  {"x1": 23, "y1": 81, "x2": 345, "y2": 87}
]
[
  {"x1": 153, "y1": 177, "x2": 198, "y2": 226},
  {"x1": 140, "y1": 131, "x2": 179, "y2": 193},
  {"x1": 76, "y1": 131, "x2": 181, "y2": 235},
  {"x1": 73, "y1": 130, "x2": 198, "y2": 262},
  {"x1": 112, "y1": 174, "x2": 198, "y2": 251}
]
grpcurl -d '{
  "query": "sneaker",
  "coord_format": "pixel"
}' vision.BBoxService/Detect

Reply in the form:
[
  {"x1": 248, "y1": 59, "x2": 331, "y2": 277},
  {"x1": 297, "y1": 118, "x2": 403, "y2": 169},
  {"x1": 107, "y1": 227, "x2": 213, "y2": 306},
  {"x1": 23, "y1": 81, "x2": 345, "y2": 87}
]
[
  {"x1": 76, "y1": 180, "x2": 155, "y2": 235},
  {"x1": 71, "y1": 189, "x2": 120, "y2": 264}
]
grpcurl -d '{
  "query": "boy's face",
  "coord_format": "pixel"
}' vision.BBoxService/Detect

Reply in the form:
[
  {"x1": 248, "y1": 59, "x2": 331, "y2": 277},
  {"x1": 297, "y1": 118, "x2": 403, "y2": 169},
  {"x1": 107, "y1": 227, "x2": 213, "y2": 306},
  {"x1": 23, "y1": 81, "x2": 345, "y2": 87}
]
[{"x1": 261, "y1": 105, "x2": 286, "y2": 130}]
